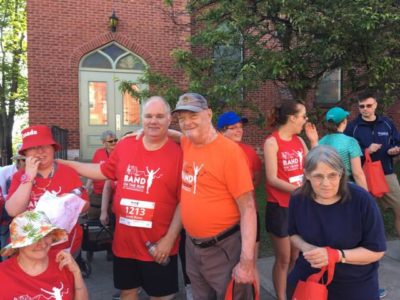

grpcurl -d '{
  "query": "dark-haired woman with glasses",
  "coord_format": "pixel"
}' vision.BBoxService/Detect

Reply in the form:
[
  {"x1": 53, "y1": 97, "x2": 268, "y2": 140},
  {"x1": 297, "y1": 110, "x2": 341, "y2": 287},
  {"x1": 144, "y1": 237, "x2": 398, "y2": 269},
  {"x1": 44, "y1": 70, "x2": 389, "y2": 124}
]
[{"x1": 287, "y1": 145, "x2": 386, "y2": 300}]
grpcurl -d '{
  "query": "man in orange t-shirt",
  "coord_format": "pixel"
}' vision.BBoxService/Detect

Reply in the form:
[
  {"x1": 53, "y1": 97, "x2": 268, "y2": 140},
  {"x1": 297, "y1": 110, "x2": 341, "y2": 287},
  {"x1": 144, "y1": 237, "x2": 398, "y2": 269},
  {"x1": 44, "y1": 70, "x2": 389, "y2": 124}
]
[{"x1": 173, "y1": 93, "x2": 257, "y2": 299}]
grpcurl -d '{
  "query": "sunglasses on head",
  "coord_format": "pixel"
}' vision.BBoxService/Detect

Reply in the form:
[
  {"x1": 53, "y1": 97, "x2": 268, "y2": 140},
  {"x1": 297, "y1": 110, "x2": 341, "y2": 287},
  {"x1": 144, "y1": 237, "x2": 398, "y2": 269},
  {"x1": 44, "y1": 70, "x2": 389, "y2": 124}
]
[
  {"x1": 106, "y1": 139, "x2": 118, "y2": 144},
  {"x1": 358, "y1": 104, "x2": 374, "y2": 109}
]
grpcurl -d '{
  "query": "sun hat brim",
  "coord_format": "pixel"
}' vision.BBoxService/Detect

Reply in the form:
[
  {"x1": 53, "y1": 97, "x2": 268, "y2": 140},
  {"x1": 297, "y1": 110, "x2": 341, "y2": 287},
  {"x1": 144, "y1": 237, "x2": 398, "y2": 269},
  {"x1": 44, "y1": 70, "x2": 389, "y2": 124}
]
[{"x1": 0, "y1": 227, "x2": 67, "y2": 257}]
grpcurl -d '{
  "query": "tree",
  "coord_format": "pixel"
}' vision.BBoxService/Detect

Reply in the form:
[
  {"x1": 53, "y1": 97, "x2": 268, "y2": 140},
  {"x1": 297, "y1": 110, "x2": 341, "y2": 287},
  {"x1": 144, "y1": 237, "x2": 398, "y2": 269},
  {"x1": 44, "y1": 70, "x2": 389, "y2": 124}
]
[
  {"x1": 122, "y1": 0, "x2": 400, "y2": 116},
  {"x1": 0, "y1": 0, "x2": 27, "y2": 165}
]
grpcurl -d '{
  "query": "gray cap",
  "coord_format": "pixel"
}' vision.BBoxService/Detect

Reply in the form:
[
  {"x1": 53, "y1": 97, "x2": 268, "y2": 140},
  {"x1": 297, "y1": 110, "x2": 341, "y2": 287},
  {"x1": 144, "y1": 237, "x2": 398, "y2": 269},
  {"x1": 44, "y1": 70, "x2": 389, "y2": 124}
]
[{"x1": 172, "y1": 93, "x2": 208, "y2": 113}]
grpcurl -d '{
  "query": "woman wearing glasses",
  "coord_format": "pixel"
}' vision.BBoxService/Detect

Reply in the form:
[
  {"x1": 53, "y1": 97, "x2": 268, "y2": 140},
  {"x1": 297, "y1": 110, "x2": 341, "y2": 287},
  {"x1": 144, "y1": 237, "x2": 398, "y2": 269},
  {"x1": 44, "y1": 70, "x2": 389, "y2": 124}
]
[
  {"x1": 85, "y1": 130, "x2": 117, "y2": 221},
  {"x1": 287, "y1": 145, "x2": 386, "y2": 300},
  {"x1": 263, "y1": 100, "x2": 314, "y2": 300},
  {"x1": 5, "y1": 125, "x2": 89, "y2": 255}
]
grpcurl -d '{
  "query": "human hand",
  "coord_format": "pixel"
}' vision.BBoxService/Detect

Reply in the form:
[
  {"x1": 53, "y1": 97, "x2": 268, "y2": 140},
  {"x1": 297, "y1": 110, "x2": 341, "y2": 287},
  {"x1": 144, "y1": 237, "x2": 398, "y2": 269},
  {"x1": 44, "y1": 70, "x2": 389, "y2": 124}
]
[
  {"x1": 56, "y1": 250, "x2": 81, "y2": 274},
  {"x1": 387, "y1": 146, "x2": 400, "y2": 156},
  {"x1": 100, "y1": 211, "x2": 109, "y2": 226},
  {"x1": 303, "y1": 247, "x2": 329, "y2": 269},
  {"x1": 24, "y1": 156, "x2": 40, "y2": 178},
  {"x1": 152, "y1": 236, "x2": 174, "y2": 264},
  {"x1": 368, "y1": 143, "x2": 382, "y2": 154},
  {"x1": 120, "y1": 129, "x2": 143, "y2": 141},
  {"x1": 304, "y1": 122, "x2": 319, "y2": 146},
  {"x1": 232, "y1": 258, "x2": 255, "y2": 284}
]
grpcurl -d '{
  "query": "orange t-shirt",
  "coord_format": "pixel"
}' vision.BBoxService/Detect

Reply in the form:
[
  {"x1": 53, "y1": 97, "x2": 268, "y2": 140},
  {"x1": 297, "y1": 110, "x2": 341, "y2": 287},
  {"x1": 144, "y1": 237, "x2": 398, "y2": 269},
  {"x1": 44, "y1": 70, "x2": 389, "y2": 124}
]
[{"x1": 180, "y1": 134, "x2": 254, "y2": 238}]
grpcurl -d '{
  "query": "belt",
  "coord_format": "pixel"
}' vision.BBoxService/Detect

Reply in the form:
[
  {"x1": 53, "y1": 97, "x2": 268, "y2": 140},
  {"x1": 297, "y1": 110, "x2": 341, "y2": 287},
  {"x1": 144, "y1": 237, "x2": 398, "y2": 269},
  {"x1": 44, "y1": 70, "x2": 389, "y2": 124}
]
[{"x1": 190, "y1": 224, "x2": 240, "y2": 248}]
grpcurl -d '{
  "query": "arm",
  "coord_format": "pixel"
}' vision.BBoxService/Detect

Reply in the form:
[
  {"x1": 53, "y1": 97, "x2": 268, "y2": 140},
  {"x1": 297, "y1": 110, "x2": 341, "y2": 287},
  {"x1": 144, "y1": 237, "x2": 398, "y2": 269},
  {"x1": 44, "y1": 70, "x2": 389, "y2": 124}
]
[
  {"x1": 56, "y1": 250, "x2": 89, "y2": 300},
  {"x1": 152, "y1": 203, "x2": 182, "y2": 264},
  {"x1": 100, "y1": 180, "x2": 113, "y2": 226},
  {"x1": 84, "y1": 179, "x2": 93, "y2": 195},
  {"x1": 6, "y1": 156, "x2": 40, "y2": 217},
  {"x1": 168, "y1": 129, "x2": 183, "y2": 144},
  {"x1": 263, "y1": 138, "x2": 298, "y2": 193},
  {"x1": 232, "y1": 191, "x2": 257, "y2": 283},
  {"x1": 57, "y1": 159, "x2": 106, "y2": 180},
  {"x1": 350, "y1": 157, "x2": 368, "y2": 190},
  {"x1": 291, "y1": 234, "x2": 384, "y2": 268}
]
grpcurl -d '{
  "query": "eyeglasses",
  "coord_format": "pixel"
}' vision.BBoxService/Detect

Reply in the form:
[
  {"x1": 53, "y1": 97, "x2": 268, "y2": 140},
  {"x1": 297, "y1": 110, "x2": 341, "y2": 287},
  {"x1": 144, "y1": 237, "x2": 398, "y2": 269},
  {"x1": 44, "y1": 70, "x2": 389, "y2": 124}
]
[
  {"x1": 358, "y1": 104, "x2": 374, "y2": 109},
  {"x1": 309, "y1": 172, "x2": 341, "y2": 184},
  {"x1": 105, "y1": 139, "x2": 118, "y2": 144}
]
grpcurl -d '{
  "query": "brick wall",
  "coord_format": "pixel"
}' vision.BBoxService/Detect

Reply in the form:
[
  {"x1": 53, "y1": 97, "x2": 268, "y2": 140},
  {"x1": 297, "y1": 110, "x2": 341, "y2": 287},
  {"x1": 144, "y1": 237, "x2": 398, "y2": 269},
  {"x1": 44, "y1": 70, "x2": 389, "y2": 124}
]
[{"x1": 27, "y1": 0, "x2": 189, "y2": 150}]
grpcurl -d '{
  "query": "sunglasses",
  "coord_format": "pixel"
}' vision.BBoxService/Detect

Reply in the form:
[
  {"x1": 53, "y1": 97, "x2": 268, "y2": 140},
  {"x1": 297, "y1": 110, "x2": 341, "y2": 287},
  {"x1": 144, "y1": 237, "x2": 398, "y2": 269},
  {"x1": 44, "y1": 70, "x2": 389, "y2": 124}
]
[
  {"x1": 358, "y1": 104, "x2": 374, "y2": 109},
  {"x1": 105, "y1": 139, "x2": 118, "y2": 144}
]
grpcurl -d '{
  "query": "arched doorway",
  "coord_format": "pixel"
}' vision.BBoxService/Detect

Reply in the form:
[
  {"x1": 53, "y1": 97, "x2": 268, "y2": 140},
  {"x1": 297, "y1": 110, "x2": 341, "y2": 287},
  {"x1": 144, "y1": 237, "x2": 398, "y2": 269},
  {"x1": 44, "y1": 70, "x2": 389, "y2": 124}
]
[{"x1": 79, "y1": 42, "x2": 147, "y2": 160}]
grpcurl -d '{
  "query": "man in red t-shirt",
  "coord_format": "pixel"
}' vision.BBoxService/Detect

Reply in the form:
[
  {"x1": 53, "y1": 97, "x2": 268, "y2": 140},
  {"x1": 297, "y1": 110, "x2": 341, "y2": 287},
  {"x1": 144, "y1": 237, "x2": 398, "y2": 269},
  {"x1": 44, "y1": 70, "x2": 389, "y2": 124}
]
[
  {"x1": 173, "y1": 93, "x2": 257, "y2": 299},
  {"x1": 60, "y1": 96, "x2": 182, "y2": 300}
]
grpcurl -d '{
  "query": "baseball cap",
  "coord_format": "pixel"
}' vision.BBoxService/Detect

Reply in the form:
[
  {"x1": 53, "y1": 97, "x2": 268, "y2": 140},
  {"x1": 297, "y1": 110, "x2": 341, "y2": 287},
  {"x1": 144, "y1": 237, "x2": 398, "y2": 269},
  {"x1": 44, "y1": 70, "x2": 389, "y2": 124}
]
[
  {"x1": 217, "y1": 111, "x2": 248, "y2": 130},
  {"x1": 172, "y1": 93, "x2": 208, "y2": 113},
  {"x1": 325, "y1": 107, "x2": 349, "y2": 125}
]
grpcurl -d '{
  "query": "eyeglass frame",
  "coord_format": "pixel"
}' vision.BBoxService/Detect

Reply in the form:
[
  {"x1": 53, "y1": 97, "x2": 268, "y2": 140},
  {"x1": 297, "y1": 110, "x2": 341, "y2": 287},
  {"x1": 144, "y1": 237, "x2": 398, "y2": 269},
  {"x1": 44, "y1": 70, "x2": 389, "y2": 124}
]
[{"x1": 105, "y1": 139, "x2": 118, "y2": 144}]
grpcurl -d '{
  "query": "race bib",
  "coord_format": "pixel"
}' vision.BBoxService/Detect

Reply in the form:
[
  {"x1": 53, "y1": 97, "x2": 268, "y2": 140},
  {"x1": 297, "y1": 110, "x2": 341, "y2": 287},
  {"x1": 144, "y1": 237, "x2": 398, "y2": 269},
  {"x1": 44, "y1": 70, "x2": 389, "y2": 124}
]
[
  {"x1": 119, "y1": 198, "x2": 155, "y2": 228},
  {"x1": 289, "y1": 174, "x2": 304, "y2": 186}
]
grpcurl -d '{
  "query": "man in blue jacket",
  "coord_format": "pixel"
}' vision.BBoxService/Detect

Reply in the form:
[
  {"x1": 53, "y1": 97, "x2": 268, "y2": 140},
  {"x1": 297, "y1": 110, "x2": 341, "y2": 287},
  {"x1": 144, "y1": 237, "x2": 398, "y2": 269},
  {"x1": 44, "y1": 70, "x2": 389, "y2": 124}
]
[{"x1": 345, "y1": 92, "x2": 400, "y2": 239}]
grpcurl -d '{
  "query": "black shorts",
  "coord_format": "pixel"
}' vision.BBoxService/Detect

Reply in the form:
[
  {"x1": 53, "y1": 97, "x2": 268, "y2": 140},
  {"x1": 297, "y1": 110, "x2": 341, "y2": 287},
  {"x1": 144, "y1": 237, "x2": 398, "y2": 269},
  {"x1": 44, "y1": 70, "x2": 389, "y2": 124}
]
[
  {"x1": 265, "y1": 202, "x2": 289, "y2": 238},
  {"x1": 113, "y1": 255, "x2": 179, "y2": 297}
]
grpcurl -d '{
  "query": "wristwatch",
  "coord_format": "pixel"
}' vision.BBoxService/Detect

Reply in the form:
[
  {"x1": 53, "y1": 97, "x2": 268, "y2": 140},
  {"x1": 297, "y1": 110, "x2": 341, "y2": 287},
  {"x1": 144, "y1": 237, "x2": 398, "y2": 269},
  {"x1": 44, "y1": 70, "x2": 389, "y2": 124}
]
[{"x1": 21, "y1": 173, "x2": 33, "y2": 184}]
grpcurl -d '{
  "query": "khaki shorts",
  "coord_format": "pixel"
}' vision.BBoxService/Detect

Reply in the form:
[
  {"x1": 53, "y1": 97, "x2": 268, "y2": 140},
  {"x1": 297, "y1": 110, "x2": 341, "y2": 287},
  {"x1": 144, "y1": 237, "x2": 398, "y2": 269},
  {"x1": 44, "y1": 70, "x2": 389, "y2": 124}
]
[{"x1": 379, "y1": 174, "x2": 400, "y2": 209}]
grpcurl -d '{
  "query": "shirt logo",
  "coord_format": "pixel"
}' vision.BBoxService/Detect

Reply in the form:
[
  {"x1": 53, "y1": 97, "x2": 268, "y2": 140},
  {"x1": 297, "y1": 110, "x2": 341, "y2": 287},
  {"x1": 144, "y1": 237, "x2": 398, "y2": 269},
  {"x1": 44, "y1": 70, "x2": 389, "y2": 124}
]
[
  {"x1": 377, "y1": 131, "x2": 389, "y2": 136},
  {"x1": 182, "y1": 162, "x2": 204, "y2": 194},
  {"x1": 281, "y1": 149, "x2": 304, "y2": 172},
  {"x1": 123, "y1": 164, "x2": 162, "y2": 194},
  {"x1": 13, "y1": 281, "x2": 69, "y2": 300}
]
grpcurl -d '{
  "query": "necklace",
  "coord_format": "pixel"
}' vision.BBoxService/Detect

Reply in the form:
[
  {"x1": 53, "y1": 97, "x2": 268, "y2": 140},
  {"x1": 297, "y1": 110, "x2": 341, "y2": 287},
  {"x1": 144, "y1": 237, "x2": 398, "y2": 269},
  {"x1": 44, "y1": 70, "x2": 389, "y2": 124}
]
[{"x1": 33, "y1": 164, "x2": 55, "y2": 192}]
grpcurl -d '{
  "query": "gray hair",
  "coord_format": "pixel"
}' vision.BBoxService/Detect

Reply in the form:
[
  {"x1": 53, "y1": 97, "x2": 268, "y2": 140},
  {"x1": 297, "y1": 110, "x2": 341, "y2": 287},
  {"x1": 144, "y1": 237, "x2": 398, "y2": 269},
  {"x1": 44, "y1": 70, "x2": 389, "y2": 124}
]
[
  {"x1": 298, "y1": 145, "x2": 350, "y2": 202},
  {"x1": 101, "y1": 130, "x2": 116, "y2": 142},
  {"x1": 142, "y1": 96, "x2": 171, "y2": 116}
]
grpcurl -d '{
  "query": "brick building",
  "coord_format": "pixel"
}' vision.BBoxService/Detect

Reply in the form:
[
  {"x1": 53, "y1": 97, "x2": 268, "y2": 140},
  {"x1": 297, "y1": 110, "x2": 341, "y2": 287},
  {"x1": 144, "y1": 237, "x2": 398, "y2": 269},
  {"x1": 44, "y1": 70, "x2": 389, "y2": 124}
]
[{"x1": 27, "y1": 0, "x2": 399, "y2": 160}]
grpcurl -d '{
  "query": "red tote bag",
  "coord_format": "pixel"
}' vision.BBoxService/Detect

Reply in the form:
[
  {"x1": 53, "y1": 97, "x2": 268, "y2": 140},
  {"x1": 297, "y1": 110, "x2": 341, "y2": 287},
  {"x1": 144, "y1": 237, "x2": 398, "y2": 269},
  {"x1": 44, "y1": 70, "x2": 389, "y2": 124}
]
[
  {"x1": 224, "y1": 279, "x2": 259, "y2": 300},
  {"x1": 363, "y1": 150, "x2": 389, "y2": 198},
  {"x1": 292, "y1": 247, "x2": 338, "y2": 300}
]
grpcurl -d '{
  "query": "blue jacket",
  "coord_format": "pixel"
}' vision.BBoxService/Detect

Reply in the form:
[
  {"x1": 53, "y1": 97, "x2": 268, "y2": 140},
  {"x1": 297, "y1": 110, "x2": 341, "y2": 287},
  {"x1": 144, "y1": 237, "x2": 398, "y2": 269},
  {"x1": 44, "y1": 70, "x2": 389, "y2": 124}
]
[{"x1": 344, "y1": 114, "x2": 400, "y2": 174}]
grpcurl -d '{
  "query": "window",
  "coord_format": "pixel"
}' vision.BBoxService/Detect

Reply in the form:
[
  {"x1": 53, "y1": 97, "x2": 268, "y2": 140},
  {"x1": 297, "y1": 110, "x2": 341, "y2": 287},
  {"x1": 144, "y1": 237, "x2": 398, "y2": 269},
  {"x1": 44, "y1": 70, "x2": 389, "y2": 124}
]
[
  {"x1": 80, "y1": 43, "x2": 146, "y2": 71},
  {"x1": 315, "y1": 69, "x2": 342, "y2": 105}
]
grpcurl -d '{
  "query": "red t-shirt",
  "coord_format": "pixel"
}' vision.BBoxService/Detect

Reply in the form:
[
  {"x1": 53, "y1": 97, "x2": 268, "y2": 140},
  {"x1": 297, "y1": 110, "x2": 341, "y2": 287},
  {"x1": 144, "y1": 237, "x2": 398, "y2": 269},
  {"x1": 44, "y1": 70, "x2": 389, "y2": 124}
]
[
  {"x1": 100, "y1": 136, "x2": 182, "y2": 260},
  {"x1": 180, "y1": 134, "x2": 254, "y2": 238},
  {"x1": 239, "y1": 142, "x2": 262, "y2": 181},
  {"x1": 0, "y1": 250, "x2": 75, "y2": 299},
  {"x1": 91, "y1": 147, "x2": 110, "y2": 194},
  {"x1": 265, "y1": 131, "x2": 305, "y2": 207},
  {"x1": 7, "y1": 163, "x2": 88, "y2": 253}
]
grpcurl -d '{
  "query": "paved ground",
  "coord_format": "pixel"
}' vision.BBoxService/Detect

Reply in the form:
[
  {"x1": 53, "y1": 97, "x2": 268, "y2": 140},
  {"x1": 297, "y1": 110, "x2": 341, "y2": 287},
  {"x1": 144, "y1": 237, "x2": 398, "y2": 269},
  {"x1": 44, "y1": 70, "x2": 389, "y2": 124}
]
[
  {"x1": 84, "y1": 239, "x2": 400, "y2": 299},
  {"x1": 83, "y1": 251, "x2": 274, "y2": 299}
]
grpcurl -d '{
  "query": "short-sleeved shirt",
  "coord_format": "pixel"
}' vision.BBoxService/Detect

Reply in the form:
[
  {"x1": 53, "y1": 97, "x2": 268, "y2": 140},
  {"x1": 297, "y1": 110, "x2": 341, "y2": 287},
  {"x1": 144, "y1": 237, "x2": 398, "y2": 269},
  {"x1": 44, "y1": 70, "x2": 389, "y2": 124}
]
[
  {"x1": 100, "y1": 136, "x2": 182, "y2": 260},
  {"x1": 0, "y1": 250, "x2": 75, "y2": 299},
  {"x1": 180, "y1": 134, "x2": 254, "y2": 238},
  {"x1": 91, "y1": 147, "x2": 110, "y2": 194},
  {"x1": 7, "y1": 163, "x2": 88, "y2": 253},
  {"x1": 288, "y1": 183, "x2": 386, "y2": 300},
  {"x1": 238, "y1": 142, "x2": 262, "y2": 182},
  {"x1": 319, "y1": 133, "x2": 363, "y2": 179}
]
